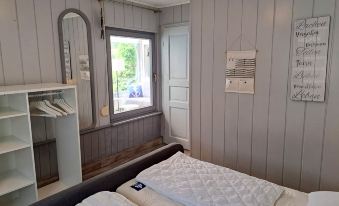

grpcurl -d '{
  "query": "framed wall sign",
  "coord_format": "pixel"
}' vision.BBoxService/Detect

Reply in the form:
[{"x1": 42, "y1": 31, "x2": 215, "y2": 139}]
[{"x1": 290, "y1": 16, "x2": 330, "y2": 102}]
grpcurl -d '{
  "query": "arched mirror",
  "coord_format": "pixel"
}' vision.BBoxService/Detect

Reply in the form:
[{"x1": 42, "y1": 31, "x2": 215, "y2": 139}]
[{"x1": 58, "y1": 9, "x2": 96, "y2": 131}]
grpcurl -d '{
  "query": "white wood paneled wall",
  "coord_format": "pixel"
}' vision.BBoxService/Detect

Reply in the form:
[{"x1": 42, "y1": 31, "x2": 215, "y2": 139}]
[
  {"x1": 0, "y1": 0, "x2": 159, "y2": 127},
  {"x1": 191, "y1": 0, "x2": 339, "y2": 192}
]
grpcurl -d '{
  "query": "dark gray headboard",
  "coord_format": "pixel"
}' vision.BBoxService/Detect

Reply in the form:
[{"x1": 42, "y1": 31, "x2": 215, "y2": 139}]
[{"x1": 30, "y1": 143, "x2": 184, "y2": 206}]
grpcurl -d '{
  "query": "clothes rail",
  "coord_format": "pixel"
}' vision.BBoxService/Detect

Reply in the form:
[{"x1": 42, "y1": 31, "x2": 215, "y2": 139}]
[{"x1": 28, "y1": 91, "x2": 63, "y2": 98}]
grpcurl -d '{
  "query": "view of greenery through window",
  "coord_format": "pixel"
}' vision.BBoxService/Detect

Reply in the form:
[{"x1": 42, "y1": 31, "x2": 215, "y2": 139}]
[
  {"x1": 111, "y1": 43, "x2": 136, "y2": 93},
  {"x1": 110, "y1": 36, "x2": 152, "y2": 114}
]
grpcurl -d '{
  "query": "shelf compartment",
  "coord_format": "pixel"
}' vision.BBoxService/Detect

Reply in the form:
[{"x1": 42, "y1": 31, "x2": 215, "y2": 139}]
[
  {"x1": 0, "y1": 184, "x2": 36, "y2": 206},
  {"x1": 0, "y1": 107, "x2": 27, "y2": 120},
  {"x1": 0, "y1": 170, "x2": 34, "y2": 196},
  {"x1": 0, "y1": 136, "x2": 30, "y2": 155},
  {"x1": 38, "y1": 181, "x2": 68, "y2": 200}
]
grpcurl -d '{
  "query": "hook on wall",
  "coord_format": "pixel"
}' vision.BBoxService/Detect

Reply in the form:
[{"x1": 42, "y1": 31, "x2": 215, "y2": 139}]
[{"x1": 98, "y1": 0, "x2": 105, "y2": 39}]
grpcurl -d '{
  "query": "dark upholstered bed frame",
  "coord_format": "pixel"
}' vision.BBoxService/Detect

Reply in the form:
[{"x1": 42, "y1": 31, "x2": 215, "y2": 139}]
[{"x1": 31, "y1": 143, "x2": 184, "y2": 206}]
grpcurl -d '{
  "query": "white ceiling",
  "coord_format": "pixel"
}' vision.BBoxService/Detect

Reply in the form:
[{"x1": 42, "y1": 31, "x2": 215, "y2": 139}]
[{"x1": 127, "y1": 0, "x2": 189, "y2": 8}]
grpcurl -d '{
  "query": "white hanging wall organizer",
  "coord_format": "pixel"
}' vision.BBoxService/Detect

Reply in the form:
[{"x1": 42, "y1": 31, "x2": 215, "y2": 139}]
[
  {"x1": 0, "y1": 83, "x2": 82, "y2": 205},
  {"x1": 225, "y1": 50, "x2": 256, "y2": 94}
]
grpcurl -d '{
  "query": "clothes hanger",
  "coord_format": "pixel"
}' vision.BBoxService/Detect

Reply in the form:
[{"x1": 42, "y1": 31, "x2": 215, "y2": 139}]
[
  {"x1": 53, "y1": 99, "x2": 74, "y2": 114},
  {"x1": 44, "y1": 100, "x2": 68, "y2": 116},
  {"x1": 30, "y1": 101, "x2": 59, "y2": 118}
]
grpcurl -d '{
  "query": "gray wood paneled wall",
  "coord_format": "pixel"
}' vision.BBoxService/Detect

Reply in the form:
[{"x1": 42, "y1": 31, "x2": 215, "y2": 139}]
[
  {"x1": 191, "y1": 0, "x2": 339, "y2": 192},
  {"x1": 80, "y1": 114, "x2": 161, "y2": 165},
  {"x1": 160, "y1": 4, "x2": 190, "y2": 25},
  {"x1": 0, "y1": 0, "x2": 159, "y2": 127},
  {"x1": 0, "y1": 0, "x2": 162, "y2": 182}
]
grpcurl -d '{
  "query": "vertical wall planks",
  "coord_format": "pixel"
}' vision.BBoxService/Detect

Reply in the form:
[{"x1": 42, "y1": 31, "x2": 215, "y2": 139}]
[
  {"x1": 117, "y1": 124, "x2": 129, "y2": 152},
  {"x1": 138, "y1": 119, "x2": 145, "y2": 143},
  {"x1": 160, "y1": 7, "x2": 174, "y2": 25},
  {"x1": 91, "y1": 132, "x2": 99, "y2": 161},
  {"x1": 111, "y1": 127, "x2": 118, "y2": 155},
  {"x1": 181, "y1": 4, "x2": 190, "y2": 23},
  {"x1": 128, "y1": 122, "x2": 134, "y2": 147},
  {"x1": 224, "y1": 0, "x2": 242, "y2": 169},
  {"x1": 266, "y1": 0, "x2": 293, "y2": 185},
  {"x1": 39, "y1": 144, "x2": 51, "y2": 178},
  {"x1": 160, "y1": 4, "x2": 190, "y2": 26},
  {"x1": 98, "y1": 129, "x2": 106, "y2": 158},
  {"x1": 80, "y1": 135, "x2": 85, "y2": 164},
  {"x1": 133, "y1": 120, "x2": 141, "y2": 147},
  {"x1": 250, "y1": 0, "x2": 275, "y2": 179},
  {"x1": 104, "y1": 127, "x2": 112, "y2": 156},
  {"x1": 0, "y1": 0, "x2": 24, "y2": 85},
  {"x1": 189, "y1": 0, "x2": 339, "y2": 191},
  {"x1": 34, "y1": 0, "x2": 57, "y2": 83},
  {"x1": 211, "y1": 0, "x2": 228, "y2": 165},
  {"x1": 200, "y1": 0, "x2": 214, "y2": 162},
  {"x1": 300, "y1": 0, "x2": 336, "y2": 193},
  {"x1": 190, "y1": 0, "x2": 202, "y2": 159},
  {"x1": 34, "y1": 149, "x2": 41, "y2": 180},
  {"x1": 283, "y1": 0, "x2": 313, "y2": 190},
  {"x1": 49, "y1": 142, "x2": 58, "y2": 177},
  {"x1": 321, "y1": 0, "x2": 339, "y2": 192},
  {"x1": 51, "y1": 0, "x2": 66, "y2": 83},
  {"x1": 82, "y1": 0, "x2": 100, "y2": 128},
  {"x1": 124, "y1": 5, "x2": 134, "y2": 29},
  {"x1": 16, "y1": 0, "x2": 41, "y2": 84},
  {"x1": 114, "y1": 2, "x2": 125, "y2": 28},
  {"x1": 141, "y1": 9, "x2": 157, "y2": 32},
  {"x1": 92, "y1": 0, "x2": 109, "y2": 126},
  {"x1": 104, "y1": 1, "x2": 115, "y2": 27},
  {"x1": 173, "y1": 5, "x2": 182, "y2": 24},
  {"x1": 143, "y1": 117, "x2": 153, "y2": 142},
  {"x1": 84, "y1": 133, "x2": 92, "y2": 164},
  {"x1": 237, "y1": 0, "x2": 257, "y2": 175},
  {"x1": 154, "y1": 115, "x2": 161, "y2": 138},
  {"x1": 132, "y1": 6, "x2": 142, "y2": 29},
  {"x1": 66, "y1": 0, "x2": 79, "y2": 9}
]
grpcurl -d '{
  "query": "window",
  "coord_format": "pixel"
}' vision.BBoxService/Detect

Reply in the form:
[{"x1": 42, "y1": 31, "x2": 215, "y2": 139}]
[{"x1": 106, "y1": 28, "x2": 156, "y2": 121}]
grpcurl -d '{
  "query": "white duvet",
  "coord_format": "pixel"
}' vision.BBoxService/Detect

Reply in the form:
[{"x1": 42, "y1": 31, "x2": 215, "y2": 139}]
[{"x1": 136, "y1": 152, "x2": 284, "y2": 206}]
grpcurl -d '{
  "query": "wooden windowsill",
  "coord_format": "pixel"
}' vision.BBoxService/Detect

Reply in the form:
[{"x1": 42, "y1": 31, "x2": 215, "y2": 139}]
[{"x1": 80, "y1": 111, "x2": 162, "y2": 135}]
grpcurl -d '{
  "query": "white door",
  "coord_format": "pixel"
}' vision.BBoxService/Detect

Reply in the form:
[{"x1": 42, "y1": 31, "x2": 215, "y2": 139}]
[{"x1": 161, "y1": 25, "x2": 190, "y2": 149}]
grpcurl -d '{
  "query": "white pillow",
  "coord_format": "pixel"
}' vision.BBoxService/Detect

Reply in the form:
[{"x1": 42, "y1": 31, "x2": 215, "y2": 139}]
[
  {"x1": 76, "y1": 191, "x2": 137, "y2": 206},
  {"x1": 308, "y1": 191, "x2": 339, "y2": 206}
]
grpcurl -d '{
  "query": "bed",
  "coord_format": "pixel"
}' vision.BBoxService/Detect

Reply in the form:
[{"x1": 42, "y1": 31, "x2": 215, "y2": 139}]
[{"x1": 31, "y1": 143, "x2": 308, "y2": 206}]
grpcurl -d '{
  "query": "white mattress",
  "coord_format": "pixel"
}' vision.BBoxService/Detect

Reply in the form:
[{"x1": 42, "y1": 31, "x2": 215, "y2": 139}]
[
  {"x1": 117, "y1": 179, "x2": 308, "y2": 206},
  {"x1": 136, "y1": 152, "x2": 284, "y2": 206}
]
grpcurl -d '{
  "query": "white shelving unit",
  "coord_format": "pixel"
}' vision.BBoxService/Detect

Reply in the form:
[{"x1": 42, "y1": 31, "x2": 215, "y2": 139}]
[{"x1": 0, "y1": 83, "x2": 82, "y2": 206}]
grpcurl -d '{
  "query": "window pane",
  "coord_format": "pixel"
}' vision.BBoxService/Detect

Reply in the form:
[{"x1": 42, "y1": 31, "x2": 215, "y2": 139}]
[{"x1": 110, "y1": 36, "x2": 153, "y2": 114}]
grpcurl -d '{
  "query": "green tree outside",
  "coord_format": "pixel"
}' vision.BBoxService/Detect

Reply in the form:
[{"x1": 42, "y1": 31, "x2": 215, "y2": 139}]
[{"x1": 111, "y1": 43, "x2": 137, "y2": 94}]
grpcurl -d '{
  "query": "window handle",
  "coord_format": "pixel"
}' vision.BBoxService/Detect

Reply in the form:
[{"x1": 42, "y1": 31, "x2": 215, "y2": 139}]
[{"x1": 153, "y1": 73, "x2": 158, "y2": 83}]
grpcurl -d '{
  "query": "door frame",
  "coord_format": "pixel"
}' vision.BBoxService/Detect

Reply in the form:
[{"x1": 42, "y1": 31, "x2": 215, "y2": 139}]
[{"x1": 161, "y1": 23, "x2": 191, "y2": 150}]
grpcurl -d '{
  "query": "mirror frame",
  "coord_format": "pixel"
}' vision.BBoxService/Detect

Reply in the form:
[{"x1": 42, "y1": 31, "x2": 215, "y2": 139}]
[{"x1": 58, "y1": 9, "x2": 96, "y2": 132}]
